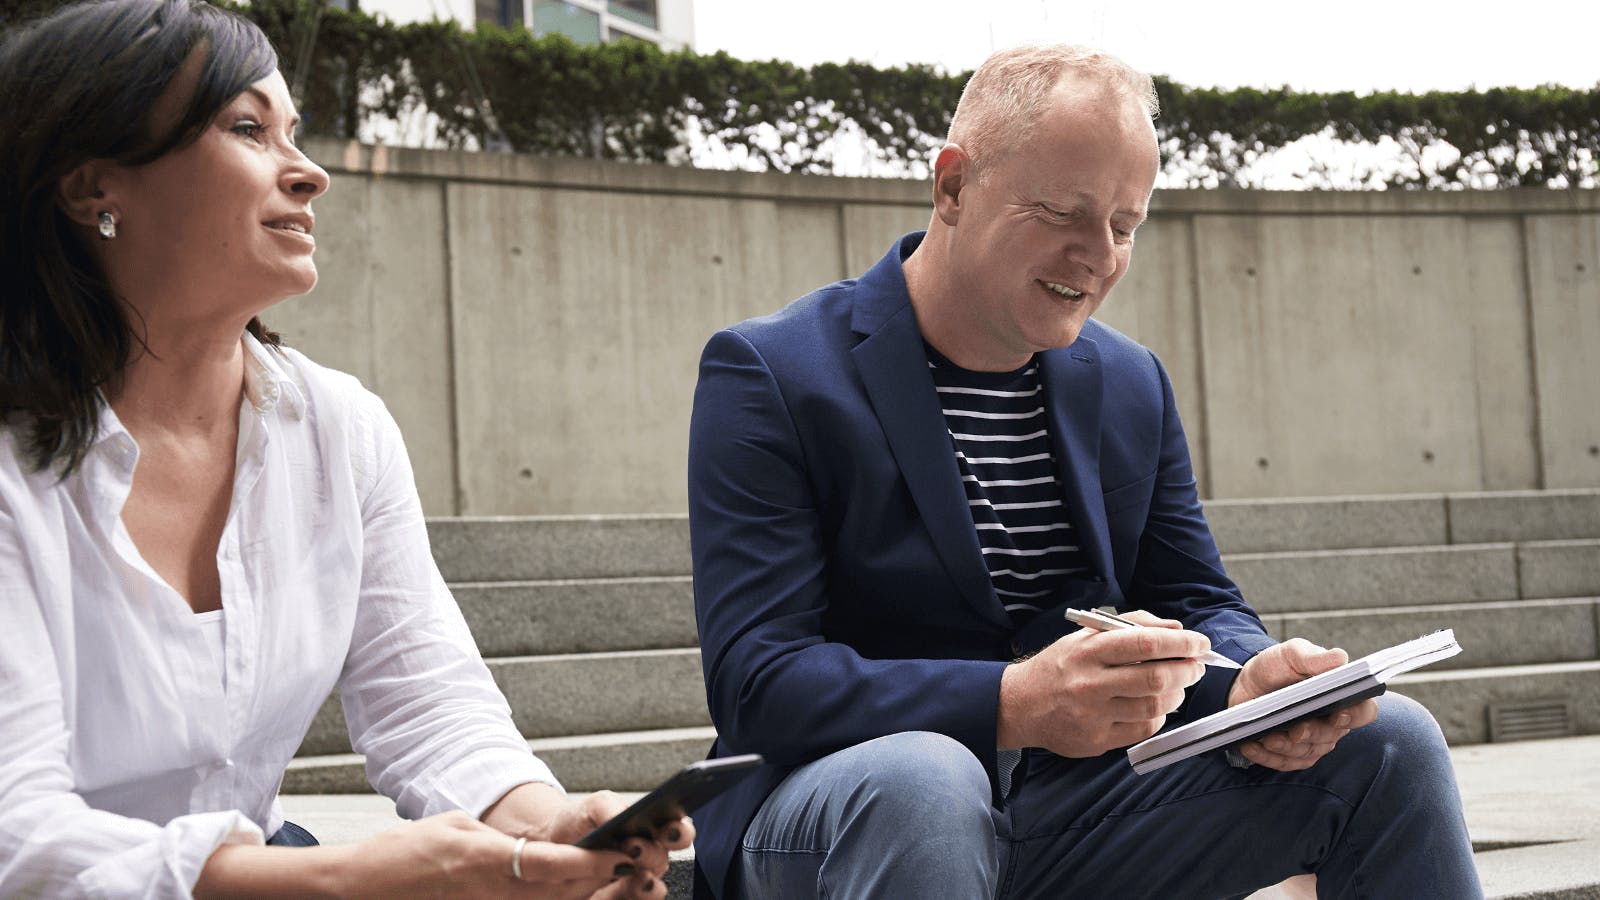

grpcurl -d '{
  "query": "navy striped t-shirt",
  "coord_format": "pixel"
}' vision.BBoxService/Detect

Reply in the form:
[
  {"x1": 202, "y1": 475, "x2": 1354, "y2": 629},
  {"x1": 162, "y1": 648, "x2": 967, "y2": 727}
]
[{"x1": 927, "y1": 346, "x2": 1089, "y2": 628}]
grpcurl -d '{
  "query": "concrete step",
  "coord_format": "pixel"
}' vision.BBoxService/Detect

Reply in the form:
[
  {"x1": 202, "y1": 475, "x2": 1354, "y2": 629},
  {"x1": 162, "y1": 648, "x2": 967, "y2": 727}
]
[
  {"x1": 427, "y1": 537, "x2": 1599, "y2": 644},
  {"x1": 1205, "y1": 493, "x2": 1448, "y2": 553},
  {"x1": 428, "y1": 516, "x2": 689, "y2": 582},
  {"x1": 298, "y1": 649, "x2": 709, "y2": 756},
  {"x1": 1207, "y1": 489, "x2": 1600, "y2": 553},
  {"x1": 1451, "y1": 736, "x2": 1600, "y2": 851},
  {"x1": 1226, "y1": 543, "x2": 1521, "y2": 613},
  {"x1": 420, "y1": 491, "x2": 1600, "y2": 582},
  {"x1": 1448, "y1": 489, "x2": 1600, "y2": 545},
  {"x1": 294, "y1": 656, "x2": 1600, "y2": 789},
  {"x1": 286, "y1": 725, "x2": 716, "y2": 794},
  {"x1": 437, "y1": 551, "x2": 1599, "y2": 659},
  {"x1": 447, "y1": 586, "x2": 1600, "y2": 676},
  {"x1": 1477, "y1": 839, "x2": 1600, "y2": 900},
  {"x1": 296, "y1": 592, "x2": 1599, "y2": 761},
  {"x1": 453, "y1": 577, "x2": 695, "y2": 657},
  {"x1": 1265, "y1": 597, "x2": 1600, "y2": 670},
  {"x1": 1393, "y1": 660, "x2": 1600, "y2": 745},
  {"x1": 522, "y1": 727, "x2": 718, "y2": 793},
  {"x1": 1520, "y1": 539, "x2": 1600, "y2": 600}
]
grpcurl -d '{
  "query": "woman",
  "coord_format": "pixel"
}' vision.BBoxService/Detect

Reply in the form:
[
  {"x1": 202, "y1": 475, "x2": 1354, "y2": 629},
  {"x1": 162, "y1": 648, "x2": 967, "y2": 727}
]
[{"x1": 0, "y1": 1, "x2": 690, "y2": 896}]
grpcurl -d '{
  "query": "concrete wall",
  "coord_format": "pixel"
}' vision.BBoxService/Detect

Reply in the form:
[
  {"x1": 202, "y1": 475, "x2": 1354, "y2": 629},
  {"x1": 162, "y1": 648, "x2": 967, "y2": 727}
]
[{"x1": 272, "y1": 139, "x2": 1600, "y2": 515}]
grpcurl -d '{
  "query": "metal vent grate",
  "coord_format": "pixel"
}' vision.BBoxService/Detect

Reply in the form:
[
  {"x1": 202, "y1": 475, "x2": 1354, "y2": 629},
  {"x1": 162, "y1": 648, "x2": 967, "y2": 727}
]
[{"x1": 1488, "y1": 698, "x2": 1575, "y2": 742}]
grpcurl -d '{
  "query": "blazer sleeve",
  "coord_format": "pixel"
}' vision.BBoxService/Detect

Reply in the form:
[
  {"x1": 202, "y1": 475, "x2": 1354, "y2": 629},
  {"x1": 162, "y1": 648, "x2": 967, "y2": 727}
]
[
  {"x1": 1122, "y1": 351, "x2": 1277, "y2": 716},
  {"x1": 688, "y1": 329, "x2": 1007, "y2": 769}
]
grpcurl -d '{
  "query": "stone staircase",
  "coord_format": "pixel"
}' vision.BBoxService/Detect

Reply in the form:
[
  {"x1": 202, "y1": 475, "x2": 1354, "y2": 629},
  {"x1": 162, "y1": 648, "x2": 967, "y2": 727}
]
[
  {"x1": 287, "y1": 488, "x2": 1599, "y2": 795},
  {"x1": 285, "y1": 517, "x2": 711, "y2": 793},
  {"x1": 1206, "y1": 490, "x2": 1600, "y2": 747}
]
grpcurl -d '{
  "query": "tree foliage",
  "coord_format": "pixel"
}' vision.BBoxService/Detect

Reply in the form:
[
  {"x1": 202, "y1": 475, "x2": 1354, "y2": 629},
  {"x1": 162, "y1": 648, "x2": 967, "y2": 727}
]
[
  {"x1": 1156, "y1": 82, "x2": 1600, "y2": 188},
  {"x1": 3, "y1": 0, "x2": 1595, "y2": 188}
]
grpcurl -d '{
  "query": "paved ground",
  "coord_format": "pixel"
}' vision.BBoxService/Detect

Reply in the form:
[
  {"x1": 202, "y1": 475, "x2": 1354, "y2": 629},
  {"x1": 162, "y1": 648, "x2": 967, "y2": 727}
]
[
  {"x1": 1454, "y1": 736, "x2": 1600, "y2": 900},
  {"x1": 1451, "y1": 735, "x2": 1600, "y2": 848},
  {"x1": 282, "y1": 735, "x2": 1600, "y2": 897}
]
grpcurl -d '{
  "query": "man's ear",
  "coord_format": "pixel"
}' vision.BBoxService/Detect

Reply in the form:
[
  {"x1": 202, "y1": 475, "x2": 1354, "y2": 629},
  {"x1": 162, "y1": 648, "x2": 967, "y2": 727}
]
[
  {"x1": 931, "y1": 144, "x2": 974, "y2": 227},
  {"x1": 57, "y1": 159, "x2": 118, "y2": 228}
]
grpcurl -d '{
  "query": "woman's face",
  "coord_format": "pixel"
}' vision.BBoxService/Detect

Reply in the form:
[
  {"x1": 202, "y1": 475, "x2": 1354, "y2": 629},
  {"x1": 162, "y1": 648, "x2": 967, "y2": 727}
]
[{"x1": 107, "y1": 69, "x2": 330, "y2": 320}]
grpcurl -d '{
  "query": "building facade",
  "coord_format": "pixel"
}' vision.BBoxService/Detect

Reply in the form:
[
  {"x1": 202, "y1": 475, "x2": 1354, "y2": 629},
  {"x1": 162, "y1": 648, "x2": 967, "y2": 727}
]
[{"x1": 346, "y1": 0, "x2": 694, "y2": 50}]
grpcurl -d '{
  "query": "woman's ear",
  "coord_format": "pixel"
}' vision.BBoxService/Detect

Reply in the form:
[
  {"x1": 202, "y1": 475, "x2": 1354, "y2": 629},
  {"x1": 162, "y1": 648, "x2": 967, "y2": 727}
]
[{"x1": 57, "y1": 159, "x2": 118, "y2": 228}]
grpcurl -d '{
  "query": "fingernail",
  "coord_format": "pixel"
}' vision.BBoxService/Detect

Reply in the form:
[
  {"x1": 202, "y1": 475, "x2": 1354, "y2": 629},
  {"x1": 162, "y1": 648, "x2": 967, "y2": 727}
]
[
  {"x1": 667, "y1": 827, "x2": 682, "y2": 842},
  {"x1": 628, "y1": 844, "x2": 643, "y2": 858},
  {"x1": 613, "y1": 863, "x2": 637, "y2": 878}
]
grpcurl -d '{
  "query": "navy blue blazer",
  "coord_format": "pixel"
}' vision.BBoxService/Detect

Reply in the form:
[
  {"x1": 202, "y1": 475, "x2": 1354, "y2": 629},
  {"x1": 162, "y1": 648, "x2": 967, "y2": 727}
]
[{"x1": 686, "y1": 233, "x2": 1275, "y2": 897}]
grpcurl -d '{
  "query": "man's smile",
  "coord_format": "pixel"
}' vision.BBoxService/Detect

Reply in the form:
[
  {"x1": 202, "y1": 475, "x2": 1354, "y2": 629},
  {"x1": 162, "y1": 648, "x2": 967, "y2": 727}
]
[{"x1": 1041, "y1": 280, "x2": 1086, "y2": 299}]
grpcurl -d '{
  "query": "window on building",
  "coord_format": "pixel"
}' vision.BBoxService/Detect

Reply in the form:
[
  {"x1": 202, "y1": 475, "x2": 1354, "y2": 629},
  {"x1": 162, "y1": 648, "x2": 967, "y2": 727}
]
[
  {"x1": 605, "y1": 29, "x2": 653, "y2": 47},
  {"x1": 476, "y1": 0, "x2": 524, "y2": 27},
  {"x1": 533, "y1": 0, "x2": 603, "y2": 43},
  {"x1": 608, "y1": 0, "x2": 657, "y2": 29}
]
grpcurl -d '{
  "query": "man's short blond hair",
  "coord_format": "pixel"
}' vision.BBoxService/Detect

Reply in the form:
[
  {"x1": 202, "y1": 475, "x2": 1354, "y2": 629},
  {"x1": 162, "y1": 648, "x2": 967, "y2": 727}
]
[{"x1": 947, "y1": 44, "x2": 1158, "y2": 181}]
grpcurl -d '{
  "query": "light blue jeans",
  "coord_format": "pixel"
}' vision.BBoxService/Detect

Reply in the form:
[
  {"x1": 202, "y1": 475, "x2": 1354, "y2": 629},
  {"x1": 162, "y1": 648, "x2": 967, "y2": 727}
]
[
  {"x1": 737, "y1": 694, "x2": 1481, "y2": 899},
  {"x1": 265, "y1": 820, "x2": 319, "y2": 847}
]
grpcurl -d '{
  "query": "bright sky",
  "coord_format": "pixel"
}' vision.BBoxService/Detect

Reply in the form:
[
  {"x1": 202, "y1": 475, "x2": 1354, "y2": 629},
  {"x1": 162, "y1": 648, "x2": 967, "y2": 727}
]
[{"x1": 694, "y1": 0, "x2": 1600, "y2": 94}]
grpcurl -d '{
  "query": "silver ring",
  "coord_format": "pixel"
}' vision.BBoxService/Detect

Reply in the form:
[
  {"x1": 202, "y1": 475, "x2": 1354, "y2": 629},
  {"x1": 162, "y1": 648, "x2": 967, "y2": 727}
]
[{"x1": 511, "y1": 836, "x2": 528, "y2": 881}]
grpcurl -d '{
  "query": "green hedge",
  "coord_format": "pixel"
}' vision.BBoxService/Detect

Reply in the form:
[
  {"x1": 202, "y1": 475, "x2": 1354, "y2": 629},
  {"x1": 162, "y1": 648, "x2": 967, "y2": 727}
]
[{"x1": 4, "y1": 0, "x2": 1596, "y2": 188}]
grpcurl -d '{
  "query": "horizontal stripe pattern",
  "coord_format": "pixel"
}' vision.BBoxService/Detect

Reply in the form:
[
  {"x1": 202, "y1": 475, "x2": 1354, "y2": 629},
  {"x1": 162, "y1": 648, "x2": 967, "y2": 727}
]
[{"x1": 927, "y1": 350, "x2": 1087, "y2": 628}]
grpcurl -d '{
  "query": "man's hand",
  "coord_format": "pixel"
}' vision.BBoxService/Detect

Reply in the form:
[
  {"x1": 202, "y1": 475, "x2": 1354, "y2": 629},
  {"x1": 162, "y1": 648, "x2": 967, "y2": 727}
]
[
  {"x1": 998, "y1": 610, "x2": 1208, "y2": 756},
  {"x1": 1227, "y1": 638, "x2": 1380, "y2": 771}
]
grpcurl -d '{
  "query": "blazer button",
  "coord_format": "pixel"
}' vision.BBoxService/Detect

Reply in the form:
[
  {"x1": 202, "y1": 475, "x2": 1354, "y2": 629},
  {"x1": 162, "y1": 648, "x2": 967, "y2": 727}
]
[{"x1": 1092, "y1": 575, "x2": 1108, "y2": 583}]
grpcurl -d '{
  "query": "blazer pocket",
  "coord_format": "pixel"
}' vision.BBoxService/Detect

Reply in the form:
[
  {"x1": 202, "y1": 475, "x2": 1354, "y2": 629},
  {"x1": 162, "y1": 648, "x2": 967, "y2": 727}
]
[{"x1": 1101, "y1": 470, "x2": 1157, "y2": 514}]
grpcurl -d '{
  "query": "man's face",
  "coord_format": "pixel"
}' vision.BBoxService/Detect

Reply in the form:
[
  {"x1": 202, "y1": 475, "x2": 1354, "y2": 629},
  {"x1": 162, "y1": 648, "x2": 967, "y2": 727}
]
[{"x1": 944, "y1": 80, "x2": 1159, "y2": 368}]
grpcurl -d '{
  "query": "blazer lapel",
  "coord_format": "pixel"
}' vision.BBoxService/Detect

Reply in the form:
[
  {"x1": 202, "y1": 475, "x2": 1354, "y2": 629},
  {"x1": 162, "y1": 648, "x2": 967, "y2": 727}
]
[
  {"x1": 1039, "y1": 340, "x2": 1116, "y2": 585},
  {"x1": 849, "y1": 239, "x2": 1010, "y2": 629}
]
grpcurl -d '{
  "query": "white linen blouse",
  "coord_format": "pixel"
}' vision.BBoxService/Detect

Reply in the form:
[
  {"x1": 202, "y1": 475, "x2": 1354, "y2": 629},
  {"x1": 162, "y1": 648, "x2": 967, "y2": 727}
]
[{"x1": 0, "y1": 335, "x2": 558, "y2": 897}]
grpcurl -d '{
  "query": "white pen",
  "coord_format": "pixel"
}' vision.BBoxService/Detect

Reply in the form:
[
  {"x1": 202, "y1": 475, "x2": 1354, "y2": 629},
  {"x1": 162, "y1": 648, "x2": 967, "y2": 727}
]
[{"x1": 1063, "y1": 607, "x2": 1243, "y2": 669}]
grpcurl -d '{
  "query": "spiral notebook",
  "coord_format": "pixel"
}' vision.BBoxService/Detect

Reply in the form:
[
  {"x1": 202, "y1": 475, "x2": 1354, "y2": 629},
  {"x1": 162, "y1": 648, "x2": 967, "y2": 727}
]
[{"x1": 1127, "y1": 629, "x2": 1461, "y2": 775}]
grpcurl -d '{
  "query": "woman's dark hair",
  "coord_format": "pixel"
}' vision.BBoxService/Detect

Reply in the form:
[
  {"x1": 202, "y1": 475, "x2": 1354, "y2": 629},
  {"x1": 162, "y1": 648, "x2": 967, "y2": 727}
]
[{"x1": 0, "y1": 0, "x2": 280, "y2": 474}]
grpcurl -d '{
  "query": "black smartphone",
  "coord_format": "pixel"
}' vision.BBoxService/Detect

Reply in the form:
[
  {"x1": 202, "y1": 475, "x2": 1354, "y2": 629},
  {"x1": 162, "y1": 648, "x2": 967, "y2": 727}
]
[{"x1": 573, "y1": 754, "x2": 764, "y2": 850}]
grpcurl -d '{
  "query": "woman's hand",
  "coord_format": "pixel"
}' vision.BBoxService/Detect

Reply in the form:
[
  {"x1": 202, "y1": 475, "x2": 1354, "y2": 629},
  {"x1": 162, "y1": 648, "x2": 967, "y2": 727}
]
[
  {"x1": 482, "y1": 784, "x2": 696, "y2": 899},
  {"x1": 331, "y1": 810, "x2": 638, "y2": 899},
  {"x1": 196, "y1": 810, "x2": 640, "y2": 898}
]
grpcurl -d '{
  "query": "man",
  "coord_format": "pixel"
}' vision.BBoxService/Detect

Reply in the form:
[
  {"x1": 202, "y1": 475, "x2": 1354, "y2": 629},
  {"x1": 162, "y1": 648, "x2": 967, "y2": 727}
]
[{"x1": 687, "y1": 44, "x2": 1480, "y2": 899}]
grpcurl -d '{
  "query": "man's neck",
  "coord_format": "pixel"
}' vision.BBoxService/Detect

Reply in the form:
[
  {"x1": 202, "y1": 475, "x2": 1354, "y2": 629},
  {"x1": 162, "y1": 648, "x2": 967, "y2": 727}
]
[{"x1": 903, "y1": 235, "x2": 1033, "y2": 373}]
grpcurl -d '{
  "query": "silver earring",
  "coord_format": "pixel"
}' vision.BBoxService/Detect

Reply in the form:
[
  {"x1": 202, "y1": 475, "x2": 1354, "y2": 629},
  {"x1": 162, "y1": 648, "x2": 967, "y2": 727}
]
[{"x1": 97, "y1": 211, "x2": 116, "y2": 240}]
